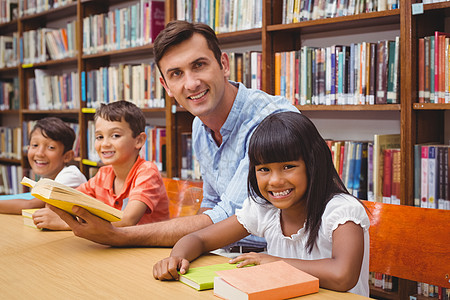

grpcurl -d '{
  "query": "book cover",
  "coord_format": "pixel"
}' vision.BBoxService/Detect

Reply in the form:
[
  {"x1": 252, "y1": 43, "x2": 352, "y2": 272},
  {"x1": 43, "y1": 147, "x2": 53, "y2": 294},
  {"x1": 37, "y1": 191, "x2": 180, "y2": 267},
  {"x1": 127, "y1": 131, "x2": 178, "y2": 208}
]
[
  {"x1": 178, "y1": 263, "x2": 239, "y2": 291},
  {"x1": 427, "y1": 145, "x2": 437, "y2": 209},
  {"x1": 414, "y1": 144, "x2": 421, "y2": 207},
  {"x1": 382, "y1": 148, "x2": 393, "y2": 204},
  {"x1": 373, "y1": 134, "x2": 400, "y2": 202},
  {"x1": 214, "y1": 261, "x2": 319, "y2": 300},
  {"x1": 418, "y1": 38, "x2": 425, "y2": 103},
  {"x1": 391, "y1": 148, "x2": 401, "y2": 205},
  {"x1": 376, "y1": 40, "x2": 389, "y2": 104},
  {"x1": 421, "y1": 145, "x2": 429, "y2": 208},
  {"x1": 20, "y1": 177, "x2": 123, "y2": 222}
]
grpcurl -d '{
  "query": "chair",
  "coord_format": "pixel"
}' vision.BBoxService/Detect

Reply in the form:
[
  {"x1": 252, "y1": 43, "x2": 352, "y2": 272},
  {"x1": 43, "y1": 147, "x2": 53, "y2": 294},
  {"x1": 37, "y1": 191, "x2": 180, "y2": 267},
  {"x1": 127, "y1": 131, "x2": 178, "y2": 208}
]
[
  {"x1": 163, "y1": 178, "x2": 203, "y2": 219},
  {"x1": 363, "y1": 200, "x2": 450, "y2": 298}
]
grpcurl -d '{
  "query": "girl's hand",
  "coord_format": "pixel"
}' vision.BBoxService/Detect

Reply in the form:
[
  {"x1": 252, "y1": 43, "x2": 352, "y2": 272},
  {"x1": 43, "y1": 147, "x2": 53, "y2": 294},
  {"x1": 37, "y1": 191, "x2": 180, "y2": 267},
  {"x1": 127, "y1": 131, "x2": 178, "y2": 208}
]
[
  {"x1": 153, "y1": 257, "x2": 190, "y2": 281},
  {"x1": 229, "y1": 252, "x2": 280, "y2": 267}
]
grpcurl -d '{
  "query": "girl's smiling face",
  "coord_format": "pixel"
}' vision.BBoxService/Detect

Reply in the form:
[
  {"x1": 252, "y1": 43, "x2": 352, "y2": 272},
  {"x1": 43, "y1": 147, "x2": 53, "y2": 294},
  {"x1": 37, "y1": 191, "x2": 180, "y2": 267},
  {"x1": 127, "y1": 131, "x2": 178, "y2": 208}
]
[{"x1": 255, "y1": 158, "x2": 308, "y2": 211}]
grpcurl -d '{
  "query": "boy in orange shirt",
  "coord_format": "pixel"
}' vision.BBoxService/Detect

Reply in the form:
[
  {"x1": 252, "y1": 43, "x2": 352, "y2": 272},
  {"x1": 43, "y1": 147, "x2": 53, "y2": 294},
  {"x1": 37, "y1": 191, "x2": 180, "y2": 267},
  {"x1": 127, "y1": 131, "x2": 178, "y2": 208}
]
[{"x1": 51, "y1": 101, "x2": 170, "y2": 230}]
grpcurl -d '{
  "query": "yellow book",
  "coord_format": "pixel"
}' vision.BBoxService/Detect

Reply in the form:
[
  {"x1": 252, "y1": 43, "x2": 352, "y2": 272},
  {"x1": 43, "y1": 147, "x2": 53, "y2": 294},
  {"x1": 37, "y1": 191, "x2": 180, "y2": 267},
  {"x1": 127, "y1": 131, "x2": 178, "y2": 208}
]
[
  {"x1": 22, "y1": 208, "x2": 40, "y2": 229},
  {"x1": 21, "y1": 177, "x2": 123, "y2": 222}
]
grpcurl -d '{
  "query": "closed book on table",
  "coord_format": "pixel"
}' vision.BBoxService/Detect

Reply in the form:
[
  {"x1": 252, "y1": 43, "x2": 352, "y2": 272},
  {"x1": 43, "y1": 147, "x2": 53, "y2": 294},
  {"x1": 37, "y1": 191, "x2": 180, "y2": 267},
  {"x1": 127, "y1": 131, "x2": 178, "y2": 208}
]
[
  {"x1": 214, "y1": 261, "x2": 319, "y2": 300},
  {"x1": 179, "y1": 263, "x2": 239, "y2": 291}
]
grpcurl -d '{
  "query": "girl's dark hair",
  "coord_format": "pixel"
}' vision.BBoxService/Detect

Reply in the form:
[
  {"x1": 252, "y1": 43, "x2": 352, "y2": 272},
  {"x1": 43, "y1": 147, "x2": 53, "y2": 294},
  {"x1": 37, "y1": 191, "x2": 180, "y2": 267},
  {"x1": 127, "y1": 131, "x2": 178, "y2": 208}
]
[
  {"x1": 153, "y1": 20, "x2": 222, "y2": 76},
  {"x1": 247, "y1": 112, "x2": 350, "y2": 253},
  {"x1": 94, "y1": 100, "x2": 145, "y2": 138},
  {"x1": 30, "y1": 117, "x2": 75, "y2": 153}
]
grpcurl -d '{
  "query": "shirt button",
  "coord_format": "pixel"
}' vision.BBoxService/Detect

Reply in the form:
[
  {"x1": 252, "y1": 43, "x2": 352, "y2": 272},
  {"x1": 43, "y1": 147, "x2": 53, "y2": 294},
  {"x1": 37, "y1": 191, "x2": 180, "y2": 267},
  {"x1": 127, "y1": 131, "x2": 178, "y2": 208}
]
[{"x1": 115, "y1": 201, "x2": 119, "y2": 205}]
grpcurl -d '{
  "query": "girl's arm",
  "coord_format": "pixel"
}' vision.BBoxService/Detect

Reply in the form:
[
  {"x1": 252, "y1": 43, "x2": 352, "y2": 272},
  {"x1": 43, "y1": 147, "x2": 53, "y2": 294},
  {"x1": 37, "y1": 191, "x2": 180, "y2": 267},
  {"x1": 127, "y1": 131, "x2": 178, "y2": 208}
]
[
  {"x1": 112, "y1": 200, "x2": 147, "y2": 227},
  {"x1": 0, "y1": 198, "x2": 45, "y2": 214},
  {"x1": 231, "y1": 221, "x2": 364, "y2": 292},
  {"x1": 153, "y1": 215, "x2": 250, "y2": 281}
]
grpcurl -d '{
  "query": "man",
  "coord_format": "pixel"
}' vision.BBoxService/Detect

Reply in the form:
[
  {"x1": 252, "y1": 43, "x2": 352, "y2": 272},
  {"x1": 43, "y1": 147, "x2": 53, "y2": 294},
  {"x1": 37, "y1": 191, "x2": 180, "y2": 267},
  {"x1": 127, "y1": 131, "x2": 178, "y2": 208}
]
[{"x1": 51, "y1": 20, "x2": 298, "y2": 252}]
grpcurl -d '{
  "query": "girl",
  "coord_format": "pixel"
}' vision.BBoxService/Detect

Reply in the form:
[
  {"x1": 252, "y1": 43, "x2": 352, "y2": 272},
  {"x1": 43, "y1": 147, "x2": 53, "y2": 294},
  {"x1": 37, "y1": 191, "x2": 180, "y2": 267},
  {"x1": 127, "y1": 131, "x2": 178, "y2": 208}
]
[{"x1": 153, "y1": 112, "x2": 370, "y2": 296}]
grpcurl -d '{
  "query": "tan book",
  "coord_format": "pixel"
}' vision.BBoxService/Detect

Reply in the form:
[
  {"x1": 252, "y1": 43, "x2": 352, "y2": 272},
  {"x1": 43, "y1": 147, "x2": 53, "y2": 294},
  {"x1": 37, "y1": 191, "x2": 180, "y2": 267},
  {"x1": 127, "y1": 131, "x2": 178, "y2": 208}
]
[
  {"x1": 214, "y1": 261, "x2": 319, "y2": 300},
  {"x1": 21, "y1": 177, "x2": 123, "y2": 222}
]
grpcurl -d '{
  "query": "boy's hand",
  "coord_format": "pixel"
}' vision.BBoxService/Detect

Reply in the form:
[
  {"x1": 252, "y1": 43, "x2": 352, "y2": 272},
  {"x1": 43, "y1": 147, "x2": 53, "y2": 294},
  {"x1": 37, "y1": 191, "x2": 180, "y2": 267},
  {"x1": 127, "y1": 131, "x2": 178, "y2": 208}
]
[
  {"x1": 49, "y1": 205, "x2": 122, "y2": 246},
  {"x1": 229, "y1": 252, "x2": 279, "y2": 267},
  {"x1": 153, "y1": 256, "x2": 190, "y2": 281}
]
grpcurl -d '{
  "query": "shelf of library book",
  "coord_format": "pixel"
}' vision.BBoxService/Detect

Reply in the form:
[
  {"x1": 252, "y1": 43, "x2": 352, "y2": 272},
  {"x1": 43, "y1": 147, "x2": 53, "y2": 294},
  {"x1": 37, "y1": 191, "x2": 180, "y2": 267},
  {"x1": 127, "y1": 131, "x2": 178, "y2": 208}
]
[
  {"x1": 0, "y1": 66, "x2": 19, "y2": 74},
  {"x1": 21, "y1": 109, "x2": 80, "y2": 115},
  {"x1": 266, "y1": 9, "x2": 400, "y2": 33},
  {"x1": 413, "y1": 103, "x2": 450, "y2": 110},
  {"x1": 297, "y1": 104, "x2": 401, "y2": 111}
]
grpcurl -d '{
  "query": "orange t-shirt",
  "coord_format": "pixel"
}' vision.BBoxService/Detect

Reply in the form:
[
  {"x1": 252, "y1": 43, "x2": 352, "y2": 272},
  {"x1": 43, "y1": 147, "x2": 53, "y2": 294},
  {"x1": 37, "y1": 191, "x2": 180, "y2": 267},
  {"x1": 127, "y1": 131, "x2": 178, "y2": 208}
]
[{"x1": 77, "y1": 156, "x2": 169, "y2": 224}]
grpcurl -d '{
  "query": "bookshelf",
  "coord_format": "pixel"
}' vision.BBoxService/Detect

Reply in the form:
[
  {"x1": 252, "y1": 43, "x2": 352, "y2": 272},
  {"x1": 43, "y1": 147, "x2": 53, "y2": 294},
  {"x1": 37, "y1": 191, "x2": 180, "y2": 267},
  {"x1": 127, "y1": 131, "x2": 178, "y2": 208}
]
[{"x1": 0, "y1": 0, "x2": 449, "y2": 297}]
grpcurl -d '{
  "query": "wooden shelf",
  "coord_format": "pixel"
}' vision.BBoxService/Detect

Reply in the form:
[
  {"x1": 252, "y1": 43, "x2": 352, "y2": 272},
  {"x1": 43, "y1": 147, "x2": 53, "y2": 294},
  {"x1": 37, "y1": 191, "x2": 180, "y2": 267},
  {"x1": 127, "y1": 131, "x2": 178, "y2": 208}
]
[
  {"x1": 297, "y1": 104, "x2": 401, "y2": 111},
  {"x1": 0, "y1": 157, "x2": 21, "y2": 164},
  {"x1": 21, "y1": 57, "x2": 78, "y2": 69},
  {"x1": 413, "y1": 103, "x2": 450, "y2": 110},
  {"x1": 21, "y1": 109, "x2": 79, "y2": 114},
  {"x1": 18, "y1": 2, "x2": 78, "y2": 23},
  {"x1": 268, "y1": 10, "x2": 400, "y2": 34}
]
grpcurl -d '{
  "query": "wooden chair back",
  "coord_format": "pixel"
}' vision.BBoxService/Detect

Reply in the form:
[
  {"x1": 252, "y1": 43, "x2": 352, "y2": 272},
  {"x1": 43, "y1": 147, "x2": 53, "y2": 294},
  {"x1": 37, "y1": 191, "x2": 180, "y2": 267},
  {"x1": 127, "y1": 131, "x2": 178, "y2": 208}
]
[
  {"x1": 363, "y1": 200, "x2": 450, "y2": 288},
  {"x1": 162, "y1": 178, "x2": 203, "y2": 219}
]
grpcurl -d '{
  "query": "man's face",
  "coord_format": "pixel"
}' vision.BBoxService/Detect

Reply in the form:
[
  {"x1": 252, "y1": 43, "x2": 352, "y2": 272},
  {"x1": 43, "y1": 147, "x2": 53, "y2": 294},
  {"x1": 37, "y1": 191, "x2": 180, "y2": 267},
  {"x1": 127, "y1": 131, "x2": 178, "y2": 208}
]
[{"x1": 158, "y1": 33, "x2": 230, "y2": 119}]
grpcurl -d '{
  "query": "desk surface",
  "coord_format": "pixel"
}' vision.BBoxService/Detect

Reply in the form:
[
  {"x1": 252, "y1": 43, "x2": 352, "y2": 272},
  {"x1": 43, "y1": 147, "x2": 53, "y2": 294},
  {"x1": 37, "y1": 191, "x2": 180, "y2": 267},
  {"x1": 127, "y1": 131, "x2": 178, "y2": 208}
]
[{"x1": 0, "y1": 214, "x2": 370, "y2": 299}]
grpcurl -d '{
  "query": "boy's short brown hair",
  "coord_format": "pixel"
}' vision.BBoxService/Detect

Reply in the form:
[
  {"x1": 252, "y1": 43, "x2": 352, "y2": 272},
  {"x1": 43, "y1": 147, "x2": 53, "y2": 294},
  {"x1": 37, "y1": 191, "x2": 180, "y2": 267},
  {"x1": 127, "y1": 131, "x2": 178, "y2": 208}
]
[
  {"x1": 153, "y1": 20, "x2": 222, "y2": 76},
  {"x1": 94, "y1": 101, "x2": 145, "y2": 138},
  {"x1": 30, "y1": 117, "x2": 75, "y2": 153}
]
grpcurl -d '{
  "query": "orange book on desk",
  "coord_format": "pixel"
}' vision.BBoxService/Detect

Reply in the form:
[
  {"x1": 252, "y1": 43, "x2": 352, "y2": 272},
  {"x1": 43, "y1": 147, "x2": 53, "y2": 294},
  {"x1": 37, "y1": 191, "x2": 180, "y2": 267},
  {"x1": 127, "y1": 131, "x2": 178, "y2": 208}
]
[{"x1": 214, "y1": 261, "x2": 319, "y2": 300}]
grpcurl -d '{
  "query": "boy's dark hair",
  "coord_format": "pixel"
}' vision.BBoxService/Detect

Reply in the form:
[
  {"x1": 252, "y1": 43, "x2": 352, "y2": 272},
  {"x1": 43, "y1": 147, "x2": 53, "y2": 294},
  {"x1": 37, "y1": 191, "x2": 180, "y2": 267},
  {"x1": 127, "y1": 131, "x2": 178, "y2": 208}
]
[
  {"x1": 247, "y1": 111, "x2": 350, "y2": 254},
  {"x1": 30, "y1": 117, "x2": 75, "y2": 154},
  {"x1": 94, "y1": 101, "x2": 145, "y2": 138},
  {"x1": 153, "y1": 20, "x2": 222, "y2": 76}
]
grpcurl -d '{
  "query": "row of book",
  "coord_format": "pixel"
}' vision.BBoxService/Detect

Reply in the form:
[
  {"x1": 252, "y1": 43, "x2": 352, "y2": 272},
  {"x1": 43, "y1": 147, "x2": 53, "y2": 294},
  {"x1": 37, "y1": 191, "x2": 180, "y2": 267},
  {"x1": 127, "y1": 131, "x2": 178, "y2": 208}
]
[
  {"x1": 276, "y1": 37, "x2": 400, "y2": 106},
  {"x1": 418, "y1": 31, "x2": 450, "y2": 104},
  {"x1": 414, "y1": 144, "x2": 450, "y2": 210},
  {"x1": 21, "y1": 21, "x2": 77, "y2": 65},
  {"x1": 0, "y1": 126, "x2": 21, "y2": 160},
  {"x1": 27, "y1": 69, "x2": 80, "y2": 110},
  {"x1": 180, "y1": 132, "x2": 201, "y2": 180},
  {"x1": 227, "y1": 51, "x2": 262, "y2": 90},
  {"x1": 0, "y1": 0, "x2": 18, "y2": 23},
  {"x1": 0, "y1": 164, "x2": 24, "y2": 195},
  {"x1": 22, "y1": 119, "x2": 81, "y2": 158},
  {"x1": 413, "y1": 282, "x2": 450, "y2": 299},
  {"x1": 176, "y1": 0, "x2": 263, "y2": 34},
  {"x1": 82, "y1": 0, "x2": 164, "y2": 55},
  {"x1": 0, "y1": 34, "x2": 19, "y2": 68},
  {"x1": 86, "y1": 121, "x2": 166, "y2": 172},
  {"x1": 18, "y1": 0, "x2": 74, "y2": 18},
  {"x1": 0, "y1": 78, "x2": 19, "y2": 111},
  {"x1": 82, "y1": 62, "x2": 165, "y2": 109},
  {"x1": 326, "y1": 134, "x2": 401, "y2": 203},
  {"x1": 369, "y1": 272, "x2": 397, "y2": 292},
  {"x1": 140, "y1": 126, "x2": 166, "y2": 172},
  {"x1": 281, "y1": 0, "x2": 399, "y2": 24}
]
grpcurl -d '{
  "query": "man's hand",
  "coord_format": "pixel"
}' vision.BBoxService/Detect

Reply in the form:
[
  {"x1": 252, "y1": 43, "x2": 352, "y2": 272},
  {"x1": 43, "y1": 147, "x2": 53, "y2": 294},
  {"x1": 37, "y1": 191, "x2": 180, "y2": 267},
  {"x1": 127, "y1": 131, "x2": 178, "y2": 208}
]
[
  {"x1": 153, "y1": 256, "x2": 190, "y2": 281},
  {"x1": 49, "y1": 205, "x2": 122, "y2": 246},
  {"x1": 32, "y1": 207, "x2": 71, "y2": 230},
  {"x1": 229, "y1": 252, "x2": 280, "y2": 267}
]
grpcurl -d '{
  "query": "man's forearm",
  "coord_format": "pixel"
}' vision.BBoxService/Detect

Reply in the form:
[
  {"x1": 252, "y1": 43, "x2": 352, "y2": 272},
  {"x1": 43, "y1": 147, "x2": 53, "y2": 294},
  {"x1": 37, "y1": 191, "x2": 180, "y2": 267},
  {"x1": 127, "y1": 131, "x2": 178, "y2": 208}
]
[{"x1": 114, "y1": 213, "x2": 214, "y2": 247}]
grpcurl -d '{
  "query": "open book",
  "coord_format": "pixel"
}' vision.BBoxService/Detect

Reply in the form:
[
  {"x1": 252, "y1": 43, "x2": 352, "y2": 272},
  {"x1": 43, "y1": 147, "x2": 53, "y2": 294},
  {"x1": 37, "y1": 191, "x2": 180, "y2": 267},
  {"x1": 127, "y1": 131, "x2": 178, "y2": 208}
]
[{"x1": 21, "y1": 177, "x2": 123, "y2": 222}]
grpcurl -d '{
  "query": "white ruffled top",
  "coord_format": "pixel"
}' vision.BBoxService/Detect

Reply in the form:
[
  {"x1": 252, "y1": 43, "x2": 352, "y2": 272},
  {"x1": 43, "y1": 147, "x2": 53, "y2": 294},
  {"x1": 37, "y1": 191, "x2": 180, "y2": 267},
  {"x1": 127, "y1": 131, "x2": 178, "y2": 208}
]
[{"x1": 236, "y1": 193, "x2": 370, "y2": 297}]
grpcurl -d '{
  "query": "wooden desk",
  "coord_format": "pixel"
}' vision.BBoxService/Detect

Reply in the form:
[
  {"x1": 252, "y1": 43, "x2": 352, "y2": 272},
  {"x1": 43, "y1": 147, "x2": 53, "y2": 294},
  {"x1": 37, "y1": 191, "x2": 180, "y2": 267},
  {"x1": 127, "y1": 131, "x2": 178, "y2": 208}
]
[{"x1": 0, "y1": 214, "x2": 370, "y2": 299}]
